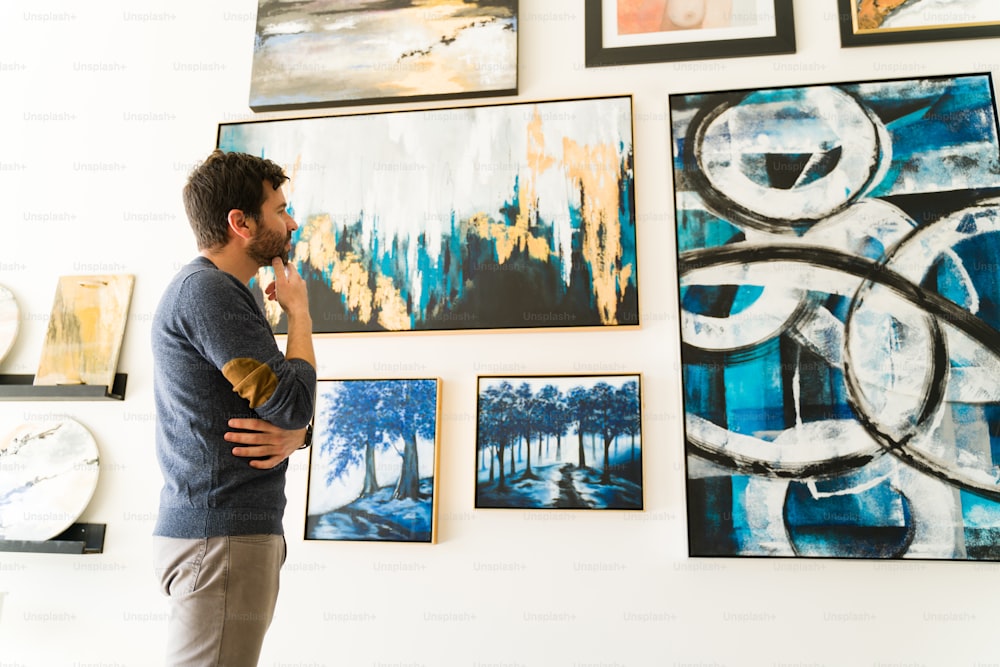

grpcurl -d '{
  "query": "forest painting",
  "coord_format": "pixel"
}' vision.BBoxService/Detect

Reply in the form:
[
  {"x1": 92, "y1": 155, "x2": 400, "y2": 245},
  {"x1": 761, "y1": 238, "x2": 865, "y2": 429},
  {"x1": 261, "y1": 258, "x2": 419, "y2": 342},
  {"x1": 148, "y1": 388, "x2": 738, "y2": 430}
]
[
  {"x1": 672, "y1": 73, "x2": 1000, "y2": 560},
  {"x1": 475, "y1": 374, "x2": 642, "y2": 510},
  {"x1": 305, "y1": 379, "x2": 440, "y2": 543},
  {"x1": 217, "y1": 95, "x2": 638, "y2": 334}
]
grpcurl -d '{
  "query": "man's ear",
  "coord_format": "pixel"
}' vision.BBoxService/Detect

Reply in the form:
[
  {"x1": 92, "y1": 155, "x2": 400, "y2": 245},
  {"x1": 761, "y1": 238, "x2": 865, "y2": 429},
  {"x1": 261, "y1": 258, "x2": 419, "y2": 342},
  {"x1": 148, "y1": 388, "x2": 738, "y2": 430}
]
[{"x1": 227, "y1": 209, "x2": 253, "y2": 241}]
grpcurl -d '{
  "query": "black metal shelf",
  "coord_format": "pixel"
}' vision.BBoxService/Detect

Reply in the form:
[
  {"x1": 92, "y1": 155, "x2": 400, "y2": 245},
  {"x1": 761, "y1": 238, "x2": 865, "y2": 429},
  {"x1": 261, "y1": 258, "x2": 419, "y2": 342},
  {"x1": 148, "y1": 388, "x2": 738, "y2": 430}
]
[
  {"x1": 0, "y1": 374, "x2": 127, "y2": 400},
  {"x1": 0, "y1": 523, "x2": 106, "y2": 554}
]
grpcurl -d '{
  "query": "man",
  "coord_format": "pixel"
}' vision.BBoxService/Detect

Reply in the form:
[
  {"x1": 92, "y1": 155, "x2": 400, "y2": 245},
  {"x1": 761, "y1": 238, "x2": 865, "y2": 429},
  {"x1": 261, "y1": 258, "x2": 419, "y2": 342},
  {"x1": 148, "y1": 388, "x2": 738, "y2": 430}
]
[{"x1": 152, "y1": 149, "x2": 317, "y2": 666}]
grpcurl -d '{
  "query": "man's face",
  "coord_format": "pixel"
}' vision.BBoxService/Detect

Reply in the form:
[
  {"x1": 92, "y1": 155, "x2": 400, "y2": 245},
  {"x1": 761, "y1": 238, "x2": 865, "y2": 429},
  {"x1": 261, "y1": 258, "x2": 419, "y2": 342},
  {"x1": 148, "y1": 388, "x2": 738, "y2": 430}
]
[{"x1": 246, "y1": 182, "x2": 296, "y2": 266}]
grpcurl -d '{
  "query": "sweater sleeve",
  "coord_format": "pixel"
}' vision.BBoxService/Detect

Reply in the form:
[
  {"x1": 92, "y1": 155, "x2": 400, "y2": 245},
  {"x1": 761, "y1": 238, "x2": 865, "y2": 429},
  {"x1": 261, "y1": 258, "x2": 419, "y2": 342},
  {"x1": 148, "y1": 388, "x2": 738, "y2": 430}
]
[{"x1": 178, "y1": 269, "x2": 316, "y2": 429}]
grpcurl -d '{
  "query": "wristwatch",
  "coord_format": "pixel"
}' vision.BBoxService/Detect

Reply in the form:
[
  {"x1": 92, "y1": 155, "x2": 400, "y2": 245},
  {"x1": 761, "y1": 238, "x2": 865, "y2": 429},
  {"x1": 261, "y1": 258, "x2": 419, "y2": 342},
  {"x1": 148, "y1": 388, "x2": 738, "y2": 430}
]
[{"x1": 299, "y1": 422, "x2": 313, "y2": 449}]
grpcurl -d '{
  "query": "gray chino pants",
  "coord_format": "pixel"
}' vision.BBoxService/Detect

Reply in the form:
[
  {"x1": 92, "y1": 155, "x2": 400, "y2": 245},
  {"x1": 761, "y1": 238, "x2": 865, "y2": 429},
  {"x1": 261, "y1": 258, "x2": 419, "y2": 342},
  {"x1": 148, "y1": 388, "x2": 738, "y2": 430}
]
[{"x1": 153, "y1": 534, "x2": 286, "y2": 667}]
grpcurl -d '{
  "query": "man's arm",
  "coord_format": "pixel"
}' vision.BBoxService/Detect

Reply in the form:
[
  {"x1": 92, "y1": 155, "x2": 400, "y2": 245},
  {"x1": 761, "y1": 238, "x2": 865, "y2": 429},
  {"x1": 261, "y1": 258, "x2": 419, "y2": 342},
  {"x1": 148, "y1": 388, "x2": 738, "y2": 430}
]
[
  {"x1": 226, "y1": 418, "x2": 308, "y2": 470},
  {"x1": 228, "y1": 259, "x2": 316, "y2": 469}
]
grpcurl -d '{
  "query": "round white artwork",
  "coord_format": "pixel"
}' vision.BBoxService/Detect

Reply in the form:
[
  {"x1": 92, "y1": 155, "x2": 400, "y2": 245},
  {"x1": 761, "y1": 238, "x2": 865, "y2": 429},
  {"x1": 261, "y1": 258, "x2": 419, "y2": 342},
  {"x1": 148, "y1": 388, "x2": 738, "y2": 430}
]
[
  {"x1": 0, "y1": 285, "x2": 18, "y2": 365},
  {"x1": 0, "y1": 418, "x2": 100, "y2": 541}
]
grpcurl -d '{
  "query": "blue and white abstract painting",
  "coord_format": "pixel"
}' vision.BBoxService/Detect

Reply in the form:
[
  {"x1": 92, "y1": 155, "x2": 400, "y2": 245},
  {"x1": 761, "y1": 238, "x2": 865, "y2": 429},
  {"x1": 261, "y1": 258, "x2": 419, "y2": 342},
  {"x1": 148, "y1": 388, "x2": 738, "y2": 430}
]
[
  {"x1": 672, "y1": 73, "x2": 1000, "y2": 559},
  {"x1": 219, "y1": 96, "x2": 637, "y2": 334},
  {"x1": 305, "y1": 379, "x2": 440, "y2": 543}
]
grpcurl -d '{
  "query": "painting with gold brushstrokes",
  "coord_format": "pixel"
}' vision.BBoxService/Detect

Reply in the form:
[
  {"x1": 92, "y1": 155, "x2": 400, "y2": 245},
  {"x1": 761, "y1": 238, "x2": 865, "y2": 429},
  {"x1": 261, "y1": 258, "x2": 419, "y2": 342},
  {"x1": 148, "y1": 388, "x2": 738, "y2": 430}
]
[
  {"x1": 34, "y1": 274, "x2": 134, "y2": 388},
  {"x1": 217, "y1": 96, "x2": 638, "y2": 334},
  {"x1": 838, "y1": 0, "x2": 1000, "y2": 46}
]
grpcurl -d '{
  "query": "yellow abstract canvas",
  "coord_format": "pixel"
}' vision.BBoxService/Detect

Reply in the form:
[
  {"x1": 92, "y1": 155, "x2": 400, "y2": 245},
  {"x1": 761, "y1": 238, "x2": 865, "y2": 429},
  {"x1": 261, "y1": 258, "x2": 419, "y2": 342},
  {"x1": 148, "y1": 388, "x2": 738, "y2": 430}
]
[{"x1": 34, "y1": 274, "x2": 134, "y2": 388}]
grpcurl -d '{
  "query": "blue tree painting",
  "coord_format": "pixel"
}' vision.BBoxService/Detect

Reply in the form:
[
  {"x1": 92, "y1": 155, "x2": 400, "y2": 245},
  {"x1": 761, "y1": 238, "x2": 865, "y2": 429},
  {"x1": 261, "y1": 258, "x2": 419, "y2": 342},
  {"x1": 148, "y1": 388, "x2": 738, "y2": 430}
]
[
  {"x1": 306, "y1": 379, "x2": 440, "y2": 542},
  {"x1": 475, "y1": 374, "x2": 642, "y2": 510},
  {"x1": 217, "y1": 96, "x2": 638, "y2": 334},
  {"x1": 672, "y1": 73, "x2": 1000, "y2": 560}
]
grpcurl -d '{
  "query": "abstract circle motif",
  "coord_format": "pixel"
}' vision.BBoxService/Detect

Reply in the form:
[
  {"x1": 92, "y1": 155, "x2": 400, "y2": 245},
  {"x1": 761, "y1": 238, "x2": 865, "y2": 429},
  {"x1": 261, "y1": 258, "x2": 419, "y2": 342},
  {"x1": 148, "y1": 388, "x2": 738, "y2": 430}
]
[
  {"x1": 0, "y1": 418, "x2": 100, "y2": 541},
  {"x1": 842, "y1": 203, "x2": 1000, "y2": 500},
  {"x1": 0, "y1": 285, "x2": 18, "y2": 365},
  {"x1": 783, "y1": 477, "x2": 915, "y2": 559},
  {"x1": 678, "y1": 199, "x2": 917, "y2": 354},
  {"x1": 689, "y1": 86, "x2": 888, "y2": 234}
]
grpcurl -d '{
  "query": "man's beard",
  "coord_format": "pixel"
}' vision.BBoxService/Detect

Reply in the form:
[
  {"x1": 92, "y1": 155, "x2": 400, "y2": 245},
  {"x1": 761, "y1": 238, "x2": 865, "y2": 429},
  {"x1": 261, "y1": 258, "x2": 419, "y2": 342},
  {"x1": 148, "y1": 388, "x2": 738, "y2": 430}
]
[{"x1": 248, "y1": 224, "x2": 291, "y2": 266}]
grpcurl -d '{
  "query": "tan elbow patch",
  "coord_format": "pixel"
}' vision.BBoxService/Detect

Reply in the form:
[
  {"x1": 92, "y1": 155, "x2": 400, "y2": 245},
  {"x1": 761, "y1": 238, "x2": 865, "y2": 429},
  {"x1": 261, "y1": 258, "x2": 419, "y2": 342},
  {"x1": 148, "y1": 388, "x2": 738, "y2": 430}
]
[{"x1": 222, "y1": 358, "x2": 278, "y2": 408}]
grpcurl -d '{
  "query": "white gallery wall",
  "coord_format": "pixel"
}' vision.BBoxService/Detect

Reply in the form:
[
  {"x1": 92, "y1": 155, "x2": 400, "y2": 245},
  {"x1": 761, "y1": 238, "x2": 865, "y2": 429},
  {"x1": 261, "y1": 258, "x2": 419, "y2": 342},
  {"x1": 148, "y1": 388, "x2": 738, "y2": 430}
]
[{"x1": 1, "y1": 1, "x2": 999, "y2": 665}]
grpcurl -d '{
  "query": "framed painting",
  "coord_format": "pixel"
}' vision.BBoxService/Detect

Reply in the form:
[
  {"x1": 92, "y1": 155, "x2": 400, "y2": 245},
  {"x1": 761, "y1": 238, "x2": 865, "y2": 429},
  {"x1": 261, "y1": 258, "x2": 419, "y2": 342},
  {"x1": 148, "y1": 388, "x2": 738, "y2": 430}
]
[
  {"x1": 249, "y1": 0, "x2": 518, "y2": 111},
  {"x1": 475, "y1": 374, "x2": 643, "y2": 510},
  {"x1": 305, "y1": 378, "x2": 441, "y2": 543},
  {"x1": 584, "y1": 0, "x2": 795, "y2": 67},
  {"x1": 671, "y1": 72, "x2": 1000, "y2": 560},
  {"x1": 218, "y1": 95, "x2": 638, "y2": 334},
  {"x1": 34, "y1": 274, "x2": 134, "y2": 389},
  {"x1": 838, "y1": 0, "x2": 1000, "y2": 47}
]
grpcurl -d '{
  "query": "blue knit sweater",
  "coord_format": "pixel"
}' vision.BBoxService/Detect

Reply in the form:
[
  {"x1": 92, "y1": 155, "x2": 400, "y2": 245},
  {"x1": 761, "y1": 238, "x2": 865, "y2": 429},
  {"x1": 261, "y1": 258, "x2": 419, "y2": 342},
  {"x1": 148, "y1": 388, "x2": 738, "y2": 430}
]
[{"x1": 152, "y1": 256, "x2": 316, "y2": 538}]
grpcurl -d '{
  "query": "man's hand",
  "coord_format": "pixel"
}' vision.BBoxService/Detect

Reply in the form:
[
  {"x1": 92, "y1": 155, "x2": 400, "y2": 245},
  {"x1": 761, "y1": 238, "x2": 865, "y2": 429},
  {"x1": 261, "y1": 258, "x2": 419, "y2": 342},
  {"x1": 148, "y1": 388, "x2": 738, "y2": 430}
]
[
  {"x1": 264, "y1": 257, "x2": 310, "y2": 318},
  {"x1": 226, "y1": 417, "x2": 308, "y2": 469}
]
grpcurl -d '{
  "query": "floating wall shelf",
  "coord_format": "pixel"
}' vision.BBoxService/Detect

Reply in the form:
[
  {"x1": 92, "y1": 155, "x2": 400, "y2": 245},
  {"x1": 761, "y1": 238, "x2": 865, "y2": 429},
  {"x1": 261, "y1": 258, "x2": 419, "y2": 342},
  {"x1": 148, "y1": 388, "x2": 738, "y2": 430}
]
[
  {"x1": 0, "y1": 374, "x2": 127, "y2": 401},
  {"x1": 0, "y1": 523, "x2": 106, "y2": 554}
]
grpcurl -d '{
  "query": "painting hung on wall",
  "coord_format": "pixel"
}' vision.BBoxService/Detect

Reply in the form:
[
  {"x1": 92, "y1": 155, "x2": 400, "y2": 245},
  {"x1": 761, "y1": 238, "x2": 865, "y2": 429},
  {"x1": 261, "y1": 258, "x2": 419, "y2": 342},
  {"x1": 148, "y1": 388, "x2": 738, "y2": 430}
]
[
  {"x1": 0, "y1": 285, "x2": 18, "y2": 366},
  {"x1": 305, "y1": 378, "x2": 440, "y2": 543},
  {"x1": 475, "y1": 374, "x2": 643, "y2": 510},
  {"x1": 585, "y1": 0, "x2": 795, "y2": 66},
  {"x1": 218, "y1": 95, "x2": 638, "y2": 334},
  {"x1": 671, "y1": 72, "x2": 1000, "y2": 560},
  {"x1": 249, "y1": 0, "x2": 518, "y2": 111},
  {"x1": 34, "y1": 274, "x2": 134, "y2": 389},
  {"x1": 838, "y1": 0, "x2": 1000, "y2": 46}
]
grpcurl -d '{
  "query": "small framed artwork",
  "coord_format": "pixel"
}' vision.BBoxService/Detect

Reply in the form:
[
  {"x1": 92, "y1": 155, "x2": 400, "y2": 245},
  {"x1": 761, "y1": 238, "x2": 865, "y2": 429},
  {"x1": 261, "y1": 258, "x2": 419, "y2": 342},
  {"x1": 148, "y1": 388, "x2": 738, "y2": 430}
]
[
  {"x1": 475, "y1": 374, "x2": 643, "y2": 510},
  {"x1": 218, "y1": 95, "x2": 638, "y2": 335},
  {"x1": 249, "y1": 0, "x2": 518, "y2": 111},
  {"x1": 34, "y1": 274, "x2": 134, "y2": 390},
  {"x1": 305, "y1": 378, "x2": 441, "y2": 543},
  {"x1": 584, "y1": 0, "x2": 795, "y2": 67},
  {"x1": 671, "y1": 72, "x2": 1000, "y2": 560},
  {"x1": 838, "y1": 0, "x2": 1000, "y2": 47}
]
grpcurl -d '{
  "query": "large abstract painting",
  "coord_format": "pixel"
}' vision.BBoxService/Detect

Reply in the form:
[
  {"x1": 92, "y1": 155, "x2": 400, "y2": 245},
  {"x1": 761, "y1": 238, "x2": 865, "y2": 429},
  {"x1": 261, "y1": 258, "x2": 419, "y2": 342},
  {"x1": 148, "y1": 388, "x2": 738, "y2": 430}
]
[
  {"x1": 305, "y1": 378, "x2": 440, "y2": 543},
  {"x1": 34, "y1": 274, "x2": 134, "y2": 389},
  {"x1": 475, "y1": 374, "x2": 643, "y2": 510},
  {"x1": 218, "y1": 96, "x2": 638, "y2": 334},
  {"x1": 671, "y1": 73, "x2": 1000, "y2": 560},
  {"x1": 249, "y1": 0, "x2": 518, "y2": 111}
]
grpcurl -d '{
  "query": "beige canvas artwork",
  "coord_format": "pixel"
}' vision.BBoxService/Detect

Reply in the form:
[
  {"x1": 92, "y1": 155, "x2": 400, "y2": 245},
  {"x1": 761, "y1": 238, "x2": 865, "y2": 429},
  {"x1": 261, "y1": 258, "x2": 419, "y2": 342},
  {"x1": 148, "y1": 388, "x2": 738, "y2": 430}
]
[
  {"x1": 34, "y1": 274, "x2": 134, "y2": 388},
  {"x1": 0, "y1": 285, "x2": 18, "y2": 366}
]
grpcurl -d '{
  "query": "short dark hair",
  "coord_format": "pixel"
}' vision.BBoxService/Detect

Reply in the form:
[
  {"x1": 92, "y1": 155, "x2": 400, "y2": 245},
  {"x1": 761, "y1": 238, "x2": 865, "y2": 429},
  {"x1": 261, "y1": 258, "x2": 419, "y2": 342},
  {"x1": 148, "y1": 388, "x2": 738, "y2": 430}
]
[{"x1": 182, "y1": 149, "x2": 288, "y2": 251}]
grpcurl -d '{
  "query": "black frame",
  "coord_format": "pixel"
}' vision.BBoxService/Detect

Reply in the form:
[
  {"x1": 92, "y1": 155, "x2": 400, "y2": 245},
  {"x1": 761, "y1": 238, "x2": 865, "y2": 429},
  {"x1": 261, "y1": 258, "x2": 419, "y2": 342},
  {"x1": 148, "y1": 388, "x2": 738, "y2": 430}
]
[
  {"x1": 584, "y1": 0, "x2": 795, "y2": 67},
  {"x1": 838, "y1": 0, "x2": 1000, "y2": 47},
  {"x1": 248, "y1": 0, "x2": 519, "y2": 112}
]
